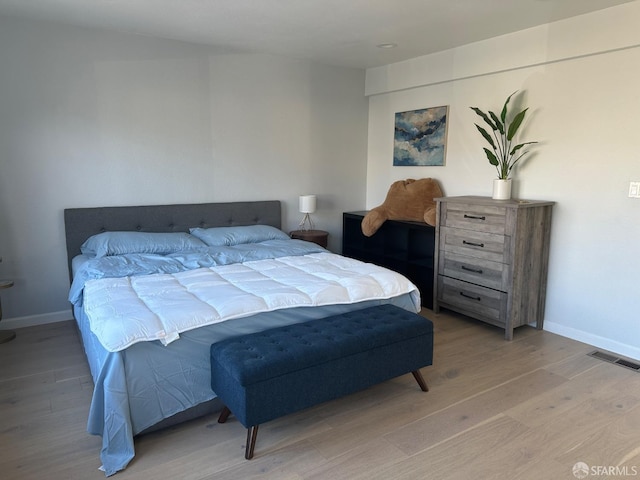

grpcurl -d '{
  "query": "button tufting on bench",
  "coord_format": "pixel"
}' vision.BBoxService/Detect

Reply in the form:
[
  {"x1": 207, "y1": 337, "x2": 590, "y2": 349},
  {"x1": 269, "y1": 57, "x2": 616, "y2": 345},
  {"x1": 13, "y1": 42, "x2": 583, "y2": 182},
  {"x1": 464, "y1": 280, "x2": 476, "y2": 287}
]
[{"x1": 210, "y1": 304, "x2": 434, "y2": 460}]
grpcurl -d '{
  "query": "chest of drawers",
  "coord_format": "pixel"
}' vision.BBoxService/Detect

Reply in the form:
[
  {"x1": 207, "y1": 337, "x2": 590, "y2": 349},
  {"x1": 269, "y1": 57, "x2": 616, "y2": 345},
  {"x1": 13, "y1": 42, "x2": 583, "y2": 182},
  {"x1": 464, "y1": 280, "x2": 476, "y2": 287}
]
[{"x1": 433, "y1": 196, "x2": 554, "y2": 340}]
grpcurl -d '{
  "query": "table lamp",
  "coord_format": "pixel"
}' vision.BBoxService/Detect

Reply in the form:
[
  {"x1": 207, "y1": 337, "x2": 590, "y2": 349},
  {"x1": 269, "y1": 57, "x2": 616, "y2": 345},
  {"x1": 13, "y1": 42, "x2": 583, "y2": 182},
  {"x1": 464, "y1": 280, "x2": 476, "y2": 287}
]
[{"x1": 298, "y1": 195, "x2": 316, "y2": 231}]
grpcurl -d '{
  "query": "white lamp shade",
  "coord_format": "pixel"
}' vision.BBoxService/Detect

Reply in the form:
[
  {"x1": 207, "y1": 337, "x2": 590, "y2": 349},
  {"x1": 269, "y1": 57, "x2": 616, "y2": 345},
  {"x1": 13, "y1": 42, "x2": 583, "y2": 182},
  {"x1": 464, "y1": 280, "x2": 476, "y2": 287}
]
[{"x1": 299, "y1": 195, "x2": 317, "y2": 214}]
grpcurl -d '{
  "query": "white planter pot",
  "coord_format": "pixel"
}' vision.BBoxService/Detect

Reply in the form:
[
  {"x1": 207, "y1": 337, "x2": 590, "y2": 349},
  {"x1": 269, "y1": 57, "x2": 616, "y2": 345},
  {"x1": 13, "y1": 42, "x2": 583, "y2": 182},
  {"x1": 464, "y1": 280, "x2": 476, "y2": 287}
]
[{"x1": 492, "y1": 178, "x2": 512, "y2": 200}]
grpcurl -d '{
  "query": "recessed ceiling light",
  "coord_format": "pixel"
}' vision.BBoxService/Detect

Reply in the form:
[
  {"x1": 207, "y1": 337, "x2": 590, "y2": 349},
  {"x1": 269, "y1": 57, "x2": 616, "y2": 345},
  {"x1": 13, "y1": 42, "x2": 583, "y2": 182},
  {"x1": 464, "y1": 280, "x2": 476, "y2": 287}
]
[{"x1": 376, "y1": 43, "x2": 397, "y2": 49}]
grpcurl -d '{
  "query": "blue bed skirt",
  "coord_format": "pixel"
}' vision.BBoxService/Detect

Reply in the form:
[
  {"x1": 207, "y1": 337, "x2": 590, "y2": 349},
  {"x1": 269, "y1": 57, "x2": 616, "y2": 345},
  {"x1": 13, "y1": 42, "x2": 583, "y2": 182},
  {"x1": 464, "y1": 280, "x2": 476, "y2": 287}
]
[{"x1": 74, "y1": 294, "x2": 419, "y2": 476}]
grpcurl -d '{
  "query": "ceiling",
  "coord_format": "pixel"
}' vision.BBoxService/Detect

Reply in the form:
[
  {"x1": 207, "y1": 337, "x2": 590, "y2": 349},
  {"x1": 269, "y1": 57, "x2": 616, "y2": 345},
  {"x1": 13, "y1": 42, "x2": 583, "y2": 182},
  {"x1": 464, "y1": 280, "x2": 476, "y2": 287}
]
[{"x1": 0, "y1": 0, "x2": 633, "y2": 69}]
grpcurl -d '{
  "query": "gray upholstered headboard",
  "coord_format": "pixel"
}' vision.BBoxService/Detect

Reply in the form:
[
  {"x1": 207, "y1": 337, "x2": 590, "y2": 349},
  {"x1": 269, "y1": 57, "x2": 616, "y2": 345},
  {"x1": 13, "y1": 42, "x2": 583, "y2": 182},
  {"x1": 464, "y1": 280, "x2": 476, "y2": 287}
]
[{"x1": 63, "y1": 200, "x2": 282, "y2": 280}]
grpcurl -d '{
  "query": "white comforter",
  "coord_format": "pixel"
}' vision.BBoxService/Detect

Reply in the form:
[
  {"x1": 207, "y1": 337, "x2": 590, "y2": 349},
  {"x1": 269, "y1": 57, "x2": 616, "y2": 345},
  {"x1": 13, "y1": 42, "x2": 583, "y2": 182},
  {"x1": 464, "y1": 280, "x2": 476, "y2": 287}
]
[{"x1": 84, "y1": 252, "x2": 420, "y2": 352}]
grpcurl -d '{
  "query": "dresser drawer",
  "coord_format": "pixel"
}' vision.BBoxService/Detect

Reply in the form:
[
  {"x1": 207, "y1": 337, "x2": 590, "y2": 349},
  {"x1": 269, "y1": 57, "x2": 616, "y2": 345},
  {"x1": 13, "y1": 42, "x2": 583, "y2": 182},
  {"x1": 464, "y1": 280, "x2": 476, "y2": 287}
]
[
  {"x1": 439, "y1": 226, "x2": 509, "y2": 263},
  {"x1": 440, "y1": 203, "x2": 508, "y2": 235},
  {"x1": 437, "y1": 276, "x2": 507, "y2": 327},
  {"x1": 439, "y1": 251, "x2": 508, "y2": 291}
]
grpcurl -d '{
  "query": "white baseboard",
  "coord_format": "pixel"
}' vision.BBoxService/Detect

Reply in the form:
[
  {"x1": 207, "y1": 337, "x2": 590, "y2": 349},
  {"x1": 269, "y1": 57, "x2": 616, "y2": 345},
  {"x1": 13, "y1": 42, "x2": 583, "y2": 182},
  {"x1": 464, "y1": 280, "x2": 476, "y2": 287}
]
[
  {"x1": 0, "y1": 310, "x2": 73, "y2": 330},
  {"x1": 544, "y1": 321, "x2": 640, "y2": 362}
]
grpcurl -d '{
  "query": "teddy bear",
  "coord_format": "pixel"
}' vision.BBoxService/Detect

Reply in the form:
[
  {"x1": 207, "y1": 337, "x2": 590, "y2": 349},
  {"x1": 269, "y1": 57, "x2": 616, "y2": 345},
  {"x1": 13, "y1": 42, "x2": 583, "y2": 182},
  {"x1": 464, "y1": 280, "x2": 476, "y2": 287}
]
[{"x1": 361, "y1": 178, "x2": 443, "y2": 237}]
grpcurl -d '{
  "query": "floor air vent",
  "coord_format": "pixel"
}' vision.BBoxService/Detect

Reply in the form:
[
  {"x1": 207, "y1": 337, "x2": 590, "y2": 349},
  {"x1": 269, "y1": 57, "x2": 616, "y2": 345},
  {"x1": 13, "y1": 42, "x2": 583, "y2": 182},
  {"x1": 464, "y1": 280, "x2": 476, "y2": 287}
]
[{"x1": 588, "y1": 350, "x2": 640, "y2": 372}]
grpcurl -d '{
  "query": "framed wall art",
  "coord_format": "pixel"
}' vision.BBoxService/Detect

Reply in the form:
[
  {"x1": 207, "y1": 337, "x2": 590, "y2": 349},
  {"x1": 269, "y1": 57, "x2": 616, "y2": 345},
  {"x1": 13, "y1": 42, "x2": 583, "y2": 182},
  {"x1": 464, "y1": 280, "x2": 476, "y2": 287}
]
[{"x1": 393, "y1": 105, "x2": 449, "y2": 166}]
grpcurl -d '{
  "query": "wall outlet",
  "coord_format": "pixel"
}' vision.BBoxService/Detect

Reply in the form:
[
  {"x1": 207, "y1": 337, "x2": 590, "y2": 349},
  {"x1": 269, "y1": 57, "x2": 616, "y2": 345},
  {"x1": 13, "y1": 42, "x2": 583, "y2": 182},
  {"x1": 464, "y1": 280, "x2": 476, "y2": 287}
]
[{"x1": 630, "y1": 182, "x2": 640, "y2": 198}]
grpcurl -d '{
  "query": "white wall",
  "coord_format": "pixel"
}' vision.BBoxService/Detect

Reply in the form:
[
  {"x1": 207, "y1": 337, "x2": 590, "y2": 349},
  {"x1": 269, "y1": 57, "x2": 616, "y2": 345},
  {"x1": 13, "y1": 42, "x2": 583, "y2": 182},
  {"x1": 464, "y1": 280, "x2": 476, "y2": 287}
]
[
  {"x1": 365, "y1": 3, "x2": 640, "y2": 359},
  {"x1": 0, "y1": 16, "x2": 368, "y2": 326}
]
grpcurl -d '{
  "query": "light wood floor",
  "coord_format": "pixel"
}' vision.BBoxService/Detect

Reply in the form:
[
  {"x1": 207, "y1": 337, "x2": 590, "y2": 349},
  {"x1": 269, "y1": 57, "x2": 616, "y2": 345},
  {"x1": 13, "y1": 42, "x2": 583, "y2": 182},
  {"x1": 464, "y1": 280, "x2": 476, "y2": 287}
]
[{"x1": 2, "y1": 310, "x2": 640, "y2": 480}]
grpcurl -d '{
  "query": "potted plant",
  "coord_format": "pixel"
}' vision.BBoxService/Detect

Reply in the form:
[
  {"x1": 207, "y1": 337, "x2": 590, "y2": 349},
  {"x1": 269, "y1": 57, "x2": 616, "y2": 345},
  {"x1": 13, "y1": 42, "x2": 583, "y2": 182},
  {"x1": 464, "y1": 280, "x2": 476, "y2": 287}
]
[{"x1": 470, "y1": 91, "x2": 537, "y2": 199}]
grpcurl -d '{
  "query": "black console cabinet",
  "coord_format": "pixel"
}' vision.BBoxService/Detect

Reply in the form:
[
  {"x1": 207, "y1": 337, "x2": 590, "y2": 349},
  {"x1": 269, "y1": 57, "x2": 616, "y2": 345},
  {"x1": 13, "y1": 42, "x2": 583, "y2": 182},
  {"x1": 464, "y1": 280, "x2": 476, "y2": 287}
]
[{"x1": 342, "y1": 211, "x2": 435, "y2": 309}]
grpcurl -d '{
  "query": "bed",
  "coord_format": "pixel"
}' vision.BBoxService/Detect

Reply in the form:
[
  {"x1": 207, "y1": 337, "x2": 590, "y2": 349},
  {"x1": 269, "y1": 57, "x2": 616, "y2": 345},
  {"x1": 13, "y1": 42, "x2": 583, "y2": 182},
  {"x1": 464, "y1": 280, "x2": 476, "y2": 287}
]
[{"x1": 64, "y1": 200, "x2": 420, "y2": 476}]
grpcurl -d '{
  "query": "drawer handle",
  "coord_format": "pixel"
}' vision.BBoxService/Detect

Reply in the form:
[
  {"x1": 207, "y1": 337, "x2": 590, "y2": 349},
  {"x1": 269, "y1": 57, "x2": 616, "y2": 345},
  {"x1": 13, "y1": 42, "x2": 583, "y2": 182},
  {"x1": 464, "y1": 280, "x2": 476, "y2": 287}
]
[
  {"x1": 464, "y1": 214, "x2": 486, "y2": 220},
  {"x1": 461, "y1": 265, "x2": 483, "y2": 274},
  {"x1": 460, "y1": 292, "x2": 481, "y2": 301},
  {"x1": 463, "y1": 240, "x2": 485, "y2": 248}
]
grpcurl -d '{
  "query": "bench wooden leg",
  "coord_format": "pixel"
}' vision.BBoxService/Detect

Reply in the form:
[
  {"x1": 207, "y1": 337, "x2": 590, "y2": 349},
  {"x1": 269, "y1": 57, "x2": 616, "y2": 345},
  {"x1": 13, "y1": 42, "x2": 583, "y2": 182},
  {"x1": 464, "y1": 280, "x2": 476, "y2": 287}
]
[
  {"x1": 218, "y1": 406, "x2": 231, "y2": 423},
  {"x1": 245, "y1": 425, "x2": 259, "y2": 460},
  {"x1": 412, "y1": 370, "x2": 429, "y2": 392}
]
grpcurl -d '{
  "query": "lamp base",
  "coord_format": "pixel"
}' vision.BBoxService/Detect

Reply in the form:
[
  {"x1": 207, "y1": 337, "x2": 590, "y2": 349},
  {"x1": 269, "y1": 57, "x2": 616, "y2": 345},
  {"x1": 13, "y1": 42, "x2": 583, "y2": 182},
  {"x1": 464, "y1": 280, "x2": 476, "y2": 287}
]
[{"x1": 299, "y1": 213, "x2": 315, "y2": 231}]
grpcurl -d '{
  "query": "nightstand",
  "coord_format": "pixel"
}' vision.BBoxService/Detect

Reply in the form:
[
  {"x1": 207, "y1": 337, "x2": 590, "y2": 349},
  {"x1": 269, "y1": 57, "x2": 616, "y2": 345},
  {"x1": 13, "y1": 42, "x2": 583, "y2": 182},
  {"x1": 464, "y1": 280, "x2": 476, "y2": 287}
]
[
  {"x1": 0, "y1": 279, "x2": 15, "y2": 344},
  {"x1": 290, "y1": 229, "x2": 329, "y2": 248}
]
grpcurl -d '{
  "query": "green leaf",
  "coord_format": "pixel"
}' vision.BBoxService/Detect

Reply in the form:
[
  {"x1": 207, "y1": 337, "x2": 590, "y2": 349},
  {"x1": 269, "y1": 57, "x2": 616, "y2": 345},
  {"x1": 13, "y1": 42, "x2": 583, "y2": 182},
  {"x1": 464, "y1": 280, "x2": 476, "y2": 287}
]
[
  {"x1": 489, "y1": 111, "x2": 504, "y2": 135},
  {"x1": 501, "y1": 91, "x2": 517, "y2": 123},
  {"x1": 509, "y1": 141, "x2": 537, "y2": 156},
  {"x1": 507, "y1": 108, "x2": 528, "y2": 141},
  {"x1": 470, "y1": 107, "x2": 497, "y2": 131},
  {"x1": 483, "y1": 148, "x2": 499, "y2": 166},
  {"x1": 475, "y1": 124, "x2": 496, "y2": 149}
]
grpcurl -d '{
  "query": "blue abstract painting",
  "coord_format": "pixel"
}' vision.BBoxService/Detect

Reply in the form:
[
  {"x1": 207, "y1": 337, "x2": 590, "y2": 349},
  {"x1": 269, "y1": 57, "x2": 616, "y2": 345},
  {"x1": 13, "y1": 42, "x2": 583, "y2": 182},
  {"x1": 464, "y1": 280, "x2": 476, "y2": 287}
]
[{"x1": 394, "y1": 105, "x2": 449, "y2": 166}]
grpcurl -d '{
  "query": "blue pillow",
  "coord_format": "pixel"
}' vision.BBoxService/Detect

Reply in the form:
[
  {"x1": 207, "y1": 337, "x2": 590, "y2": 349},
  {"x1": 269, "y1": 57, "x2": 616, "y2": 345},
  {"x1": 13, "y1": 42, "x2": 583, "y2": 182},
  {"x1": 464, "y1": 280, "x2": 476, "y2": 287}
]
[
  {"x1": 80, "y1": 231, "x2": 207, "y2": 258},
  {"x1": 189, "y1": 225, "x2": 289, "y2": 247}
]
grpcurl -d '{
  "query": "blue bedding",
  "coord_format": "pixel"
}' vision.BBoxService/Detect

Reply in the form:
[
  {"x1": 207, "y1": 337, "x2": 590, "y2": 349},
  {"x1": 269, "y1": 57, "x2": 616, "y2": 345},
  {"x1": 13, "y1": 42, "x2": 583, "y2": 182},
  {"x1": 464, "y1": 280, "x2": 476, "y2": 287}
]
[
  {"x1": 70, "y1": 238, "x2": 419, "y2": 476},
  {"x1": 69, "y1": 239, "x2": 326, "y2": 305}
]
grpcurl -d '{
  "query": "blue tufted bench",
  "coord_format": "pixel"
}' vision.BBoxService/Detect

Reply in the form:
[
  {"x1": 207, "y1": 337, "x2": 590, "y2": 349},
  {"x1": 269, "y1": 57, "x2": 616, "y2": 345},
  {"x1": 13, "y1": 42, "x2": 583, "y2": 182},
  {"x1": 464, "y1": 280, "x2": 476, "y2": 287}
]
[{"x1": 210, "y1": 304, "x2": 434, "y2": 459}]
